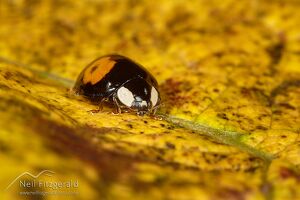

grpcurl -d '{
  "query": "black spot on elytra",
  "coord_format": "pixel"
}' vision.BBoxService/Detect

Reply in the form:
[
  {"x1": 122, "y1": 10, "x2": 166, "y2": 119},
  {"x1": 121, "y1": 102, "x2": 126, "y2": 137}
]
[{"x1": 90, "y1": 65, "x2": 98, "y2": 73}]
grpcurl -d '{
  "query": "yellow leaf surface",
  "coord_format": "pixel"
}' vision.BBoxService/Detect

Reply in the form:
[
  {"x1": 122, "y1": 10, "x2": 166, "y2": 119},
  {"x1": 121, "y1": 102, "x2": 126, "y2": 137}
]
[{"x1": 0, "y1": 0, "x2": 300, "y2": 200}]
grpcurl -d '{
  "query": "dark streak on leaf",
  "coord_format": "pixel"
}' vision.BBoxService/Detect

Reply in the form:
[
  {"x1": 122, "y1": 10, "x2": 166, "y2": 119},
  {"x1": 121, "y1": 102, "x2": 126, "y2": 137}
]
[
  {"x1": 270, "y1": 79, "x2": 300, "y2": 105},
  {"x1": 160, "y1": 78, "x2": 191, "y2": 110},
  {"x1": 266, "y1": 38, "x2": 285, "y2": 74},
  {"x1": 215, "y1": 187, "x2": 247, "y2": 200},
  {"x1": 279, "y1": 167, "x2": 300, "y2": 181},
  {"x1": 0, "y1": 96, "x2": 137, "y2": 183}
]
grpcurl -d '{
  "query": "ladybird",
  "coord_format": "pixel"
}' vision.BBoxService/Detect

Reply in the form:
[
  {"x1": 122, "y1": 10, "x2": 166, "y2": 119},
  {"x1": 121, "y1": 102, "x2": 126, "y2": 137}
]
[{"x1": 73, "y1": 54, "x2": 161, "y2": 116}]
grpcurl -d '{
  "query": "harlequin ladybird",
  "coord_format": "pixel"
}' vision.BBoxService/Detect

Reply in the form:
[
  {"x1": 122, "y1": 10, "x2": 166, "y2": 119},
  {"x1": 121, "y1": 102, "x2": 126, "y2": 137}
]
[{"x1": 73, "y1": 54, "x2": 161, "y2": 116}]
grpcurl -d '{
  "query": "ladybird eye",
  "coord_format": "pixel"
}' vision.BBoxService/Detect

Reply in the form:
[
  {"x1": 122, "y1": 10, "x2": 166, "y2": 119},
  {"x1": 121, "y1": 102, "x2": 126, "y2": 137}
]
[
  {"x1": 150, "y1": 87, "x2": 159, "y2": 107},
  {"x1": 117, "y1": 87, "x2": 134, "y2": 107}
]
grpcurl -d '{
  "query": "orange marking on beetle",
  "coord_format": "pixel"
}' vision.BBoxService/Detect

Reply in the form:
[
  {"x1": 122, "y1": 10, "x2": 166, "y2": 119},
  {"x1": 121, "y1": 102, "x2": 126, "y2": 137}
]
[{"x1": 83, "y1": 57, "x2": 116, "y2": 85}]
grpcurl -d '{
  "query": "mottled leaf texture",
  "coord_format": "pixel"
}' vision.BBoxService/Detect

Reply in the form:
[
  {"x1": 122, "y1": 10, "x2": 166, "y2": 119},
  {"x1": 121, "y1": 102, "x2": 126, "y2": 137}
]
[{"x1": 0, "y1": 0, "x2": 300, "y2": 200}]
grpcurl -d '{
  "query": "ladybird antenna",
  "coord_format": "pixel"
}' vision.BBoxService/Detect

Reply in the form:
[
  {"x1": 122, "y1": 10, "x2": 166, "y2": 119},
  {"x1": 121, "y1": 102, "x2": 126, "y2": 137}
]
[{"x1": 0, "y1": 56, "x2": 75, "y2": 88}]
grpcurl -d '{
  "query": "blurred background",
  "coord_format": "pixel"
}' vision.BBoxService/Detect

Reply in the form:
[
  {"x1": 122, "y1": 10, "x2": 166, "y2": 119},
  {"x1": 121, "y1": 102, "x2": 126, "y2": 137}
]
[{"x1": 1, "y1": 0, "x2": 300, "y2": 200}]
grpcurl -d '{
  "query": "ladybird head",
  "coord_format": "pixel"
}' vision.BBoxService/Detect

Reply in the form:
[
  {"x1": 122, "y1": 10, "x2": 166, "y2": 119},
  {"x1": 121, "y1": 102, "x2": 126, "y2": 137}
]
[{"x1": 116, "y1": 78, "x2": 160, "y2": 115}]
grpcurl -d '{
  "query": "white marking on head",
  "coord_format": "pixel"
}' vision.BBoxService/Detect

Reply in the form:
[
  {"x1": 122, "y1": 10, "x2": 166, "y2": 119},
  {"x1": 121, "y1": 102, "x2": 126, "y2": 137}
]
[
  {"x1": 117, "y1": 87, "x2": 134, "y2": 107},
  {"x1": 150, "y1": 87, "x2": 159, "y2": 107},
  {"x1": 141, "y1": 101, "x2": 147, "y2": 107}
]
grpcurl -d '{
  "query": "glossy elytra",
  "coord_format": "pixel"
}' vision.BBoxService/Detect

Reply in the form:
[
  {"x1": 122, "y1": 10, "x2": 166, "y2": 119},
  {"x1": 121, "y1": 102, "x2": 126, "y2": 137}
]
[{"x1": 73, "y1": 54, "x2": 161, "y2": 116}]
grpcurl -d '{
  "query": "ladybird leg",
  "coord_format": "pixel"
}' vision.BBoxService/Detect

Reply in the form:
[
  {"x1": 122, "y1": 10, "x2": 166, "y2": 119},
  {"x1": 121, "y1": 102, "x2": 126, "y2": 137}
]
[
  {"x1": 149, "y1": 105, "x2": 163, "y2": 120},
  {"x1": 89, "y1": 105, "x2": 103, "y2": 114},
  {"x1": 150, "y1": 109, "x2": 163, "y2": 120},
  {"x1": 89, "y1": 98, "x2": 105, "y2": 114},
  {"x1": 149, "y1": 108, "x2": 159, "y2": 119},
  {"x1": 112, "y1": 95, "x2": 122, "y2": 114},
  {"x1": 150, "y1": 103, "x2": 160, "y2": 115}
]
